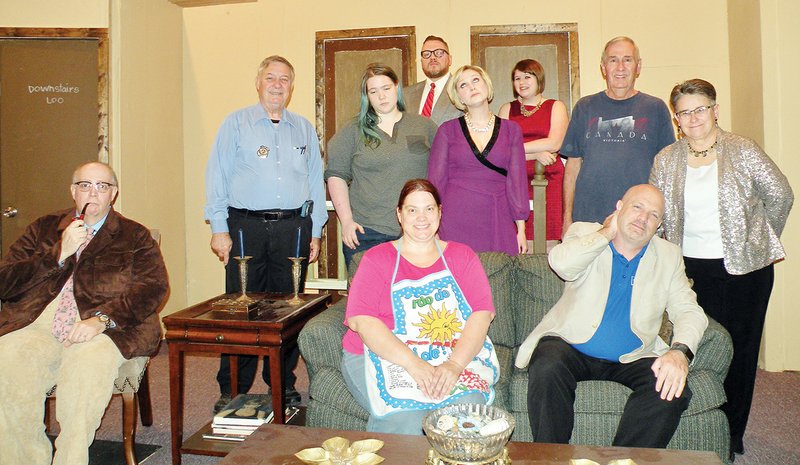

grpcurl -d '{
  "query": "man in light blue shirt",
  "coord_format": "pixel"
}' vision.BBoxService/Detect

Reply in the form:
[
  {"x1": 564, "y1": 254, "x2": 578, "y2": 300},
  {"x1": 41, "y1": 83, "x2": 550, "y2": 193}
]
[{"x1": 204, "y1": 55, "x2": 326, "y2": 412}]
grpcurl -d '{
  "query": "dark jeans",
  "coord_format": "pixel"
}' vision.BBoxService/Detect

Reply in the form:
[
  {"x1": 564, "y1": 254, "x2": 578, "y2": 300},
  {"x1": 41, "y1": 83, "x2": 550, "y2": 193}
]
[
  {"x1": 684, "y1": 258, "x2": 774, "y2": 453},
  {"x1": 341, "y1": 227, "x2": 399, "y2": 270},
  {"x1": 527, "y1": 337, "x2": 690, "y2": 448},
  {"x1": 216, "y1": 209, "x2": 312, "y2": 395}
]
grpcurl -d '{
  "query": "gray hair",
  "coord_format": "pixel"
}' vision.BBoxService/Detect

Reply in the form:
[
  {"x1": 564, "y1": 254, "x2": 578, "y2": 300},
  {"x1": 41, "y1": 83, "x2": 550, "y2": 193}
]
[{"x1": 601, "y1": 36, "x2": 641, "y2": 63}]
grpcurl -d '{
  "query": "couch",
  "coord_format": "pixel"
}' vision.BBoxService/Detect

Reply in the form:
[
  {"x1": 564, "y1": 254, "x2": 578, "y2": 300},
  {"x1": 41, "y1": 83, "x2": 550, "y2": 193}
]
[{"x1": 298, "y1": 252, "x2": 733, "y2": 463}]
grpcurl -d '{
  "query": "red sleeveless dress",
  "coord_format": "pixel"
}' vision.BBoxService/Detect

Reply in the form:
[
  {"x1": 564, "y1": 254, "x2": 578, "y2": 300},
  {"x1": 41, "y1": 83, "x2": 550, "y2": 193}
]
[{"x1": 508, "y1": 99, "x2": 564, "y2": 241}]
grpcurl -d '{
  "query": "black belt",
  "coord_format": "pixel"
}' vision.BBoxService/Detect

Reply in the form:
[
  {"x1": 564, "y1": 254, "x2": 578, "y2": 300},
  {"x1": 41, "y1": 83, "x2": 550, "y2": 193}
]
[{"x1": 229, "y1": 206, "x2": 302, "y2": 221}]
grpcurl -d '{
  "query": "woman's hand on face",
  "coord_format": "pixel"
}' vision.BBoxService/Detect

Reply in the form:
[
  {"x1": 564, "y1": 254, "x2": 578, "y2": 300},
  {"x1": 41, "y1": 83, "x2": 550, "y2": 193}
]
[
  {"x1": 535, "y1": 151, "x2": 558, "y2": 166},
  {"x1": 431, "y1": 360, "x2": 463, "y2": 400},
  {"x1": 406, "y1": 359, "x2": 436, "y2": 399},
  {"x1": 340, "y1": 220, "x2": 365, "y2": 249}
]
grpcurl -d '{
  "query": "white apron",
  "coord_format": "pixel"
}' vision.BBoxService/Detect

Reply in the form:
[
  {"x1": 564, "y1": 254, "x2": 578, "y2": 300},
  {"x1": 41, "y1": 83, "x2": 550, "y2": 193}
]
[{"x1": 365, "y1": 240, "x2": 498, "y2": 417}]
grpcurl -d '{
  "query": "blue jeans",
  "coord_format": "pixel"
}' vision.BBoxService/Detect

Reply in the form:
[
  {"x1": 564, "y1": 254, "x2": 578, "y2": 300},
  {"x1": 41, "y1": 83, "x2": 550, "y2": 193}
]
[
  {"x1": 341, "y1": 350, "x2": 487, "y2": 435},
  {"x1": 341, "y1": 227, "x2": 398, "y2": 270}
]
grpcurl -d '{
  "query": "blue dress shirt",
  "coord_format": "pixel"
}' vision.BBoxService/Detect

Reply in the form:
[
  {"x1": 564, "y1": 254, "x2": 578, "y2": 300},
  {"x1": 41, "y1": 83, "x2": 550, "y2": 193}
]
[{"x1": 204, "y1": 104, "x2": 327, "y2": 237}]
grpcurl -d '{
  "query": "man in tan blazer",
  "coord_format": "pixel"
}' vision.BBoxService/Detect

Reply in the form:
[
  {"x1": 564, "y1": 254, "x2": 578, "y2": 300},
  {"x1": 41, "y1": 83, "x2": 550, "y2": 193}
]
[
  {"x1": 515, "y1": 184, "x2": 707, "y2": 448},
  {"x1": 403, "y1": 35, "x2": 462, "y2": 126}
]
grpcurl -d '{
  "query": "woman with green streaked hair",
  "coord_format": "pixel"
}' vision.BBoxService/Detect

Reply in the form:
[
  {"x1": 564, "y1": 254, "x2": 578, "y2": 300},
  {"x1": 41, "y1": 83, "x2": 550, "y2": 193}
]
[{"x1": 326, "y1": 63, "x2": 439, "y2": 267}]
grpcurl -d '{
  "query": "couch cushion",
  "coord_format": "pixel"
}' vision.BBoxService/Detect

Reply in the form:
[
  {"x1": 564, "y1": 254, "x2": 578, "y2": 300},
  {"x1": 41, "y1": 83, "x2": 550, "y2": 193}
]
[
  {"x1": 480, "y1": 252, "x2": 515, "y2": 348},
  {"x1": 512, "y1": 254, "x2": 564, "y2": 345}
]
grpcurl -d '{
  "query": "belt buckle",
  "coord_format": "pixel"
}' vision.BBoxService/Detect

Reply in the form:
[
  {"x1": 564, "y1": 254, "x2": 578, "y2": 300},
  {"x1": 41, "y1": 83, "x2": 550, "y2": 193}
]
[{"x1": 262, "y1": 211, "x2": 281, "y2": 221}]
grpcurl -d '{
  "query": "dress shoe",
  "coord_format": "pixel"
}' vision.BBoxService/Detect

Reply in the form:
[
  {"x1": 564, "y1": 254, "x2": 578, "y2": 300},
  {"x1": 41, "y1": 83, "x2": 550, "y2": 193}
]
[{"x1": 213, "y1": 393, "x2": 233, "y2": 414}]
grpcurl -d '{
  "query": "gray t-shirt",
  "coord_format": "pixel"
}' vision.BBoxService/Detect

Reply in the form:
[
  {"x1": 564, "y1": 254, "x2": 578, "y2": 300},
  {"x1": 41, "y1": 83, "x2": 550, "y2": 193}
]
[
  {"x1": 561, "y1": 91, "x2": 675, "y2": 223},
  {"x1": 325, "y1": 113, "x2": 438, "y2": 236}
]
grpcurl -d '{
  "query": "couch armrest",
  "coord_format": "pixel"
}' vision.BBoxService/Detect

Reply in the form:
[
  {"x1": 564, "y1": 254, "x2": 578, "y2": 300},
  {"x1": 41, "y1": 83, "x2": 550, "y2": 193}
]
[
  {"x1": 691, "y1": 317, "x2": 733, "y2": 381},
  {"x1": 299, "y1": 300, "x2": 347, "y2": 379}
]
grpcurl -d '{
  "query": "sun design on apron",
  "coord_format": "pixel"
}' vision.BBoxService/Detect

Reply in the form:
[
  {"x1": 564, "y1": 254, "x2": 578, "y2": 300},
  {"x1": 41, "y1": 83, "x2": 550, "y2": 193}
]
[{"x1": 412, "y1": 301, "x2": 463, "y2": 345}]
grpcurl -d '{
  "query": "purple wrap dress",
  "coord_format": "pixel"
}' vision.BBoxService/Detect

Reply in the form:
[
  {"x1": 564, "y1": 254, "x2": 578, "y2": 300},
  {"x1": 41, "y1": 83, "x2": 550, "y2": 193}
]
[{"x1": 428, "y1": 116, "x2": 529, "y2": 256}]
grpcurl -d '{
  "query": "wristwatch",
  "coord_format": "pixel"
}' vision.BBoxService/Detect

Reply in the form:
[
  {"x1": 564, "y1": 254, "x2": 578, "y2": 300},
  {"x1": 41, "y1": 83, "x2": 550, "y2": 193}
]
[
  {"x1": 670, "y1": 342, "x2": 694, "y2": 363},
  {"x1": 98, "y1": 314, "x2": 112, "y2": 330}
]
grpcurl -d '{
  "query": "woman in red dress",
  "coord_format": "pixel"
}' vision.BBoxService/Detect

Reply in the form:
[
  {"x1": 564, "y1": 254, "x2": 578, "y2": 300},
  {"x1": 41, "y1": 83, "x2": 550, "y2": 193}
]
[{"x1": 499, "y1": 59, "x2": 568, "y2": 252}]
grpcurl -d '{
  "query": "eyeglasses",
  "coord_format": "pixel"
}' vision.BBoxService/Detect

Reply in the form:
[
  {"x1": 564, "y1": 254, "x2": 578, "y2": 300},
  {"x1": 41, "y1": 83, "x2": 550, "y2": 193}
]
[
  {"x1": 73, "y1": 181, "x2": 116, "y2": 193},
  {"x1": 421, "y1": 49, "x2": 448, "y2": 59},
  {"x1": 675, "y1": 105, "x2": 714, "y2": 121}
]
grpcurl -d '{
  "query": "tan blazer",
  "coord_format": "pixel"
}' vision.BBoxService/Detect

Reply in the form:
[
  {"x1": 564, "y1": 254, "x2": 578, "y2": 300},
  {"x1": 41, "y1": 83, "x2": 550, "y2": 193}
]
[
  {"x1": 403, "y1": 76, "x2": 462, "y2": 126},
  {"x1": 515, "y1": 222, "x2": 708, "y2": 369}
]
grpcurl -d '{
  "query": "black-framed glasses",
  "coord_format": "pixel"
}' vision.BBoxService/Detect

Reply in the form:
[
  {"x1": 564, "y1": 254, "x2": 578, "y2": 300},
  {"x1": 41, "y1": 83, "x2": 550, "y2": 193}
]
[
  {"x1": 421, "y1": 49, "x2": 448, "y2": 59},
  {"x1": 73, "y1": 181, "x2": 116, "y2": 193},
  {"x1": 675, "y1": 105, "x2": 714, "y2": 121}
]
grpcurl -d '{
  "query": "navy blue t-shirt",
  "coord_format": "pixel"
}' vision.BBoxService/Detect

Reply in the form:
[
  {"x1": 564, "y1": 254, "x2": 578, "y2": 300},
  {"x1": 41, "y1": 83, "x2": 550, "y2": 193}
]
[{"x1": 562, "y1": 91, "x2": 675, "y2": 223}]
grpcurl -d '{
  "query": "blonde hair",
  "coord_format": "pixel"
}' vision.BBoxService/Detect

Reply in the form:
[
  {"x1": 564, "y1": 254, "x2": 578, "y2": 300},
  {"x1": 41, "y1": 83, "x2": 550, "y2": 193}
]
[{"x1": 446, "y1": 65, "x2": 494, "y2": 111}]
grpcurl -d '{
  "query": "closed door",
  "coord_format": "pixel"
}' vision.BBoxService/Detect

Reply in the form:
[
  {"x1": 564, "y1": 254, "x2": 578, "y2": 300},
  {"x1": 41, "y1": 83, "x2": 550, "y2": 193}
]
[{"x1": 0, "y1": 38, "x2": 99, "y2": 255}]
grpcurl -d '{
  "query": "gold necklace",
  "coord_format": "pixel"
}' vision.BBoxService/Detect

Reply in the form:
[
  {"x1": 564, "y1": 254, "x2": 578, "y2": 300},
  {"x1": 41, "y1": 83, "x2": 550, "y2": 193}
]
[
  {"x1": 518, "y1": 96, "x2": 544, "y2": 117},
  {"x1": 688, "y1": 139, "x2": 717, "y2": 158},
  {"x1": 465, "y1": 112, "x2": 495, "y2": 133}
]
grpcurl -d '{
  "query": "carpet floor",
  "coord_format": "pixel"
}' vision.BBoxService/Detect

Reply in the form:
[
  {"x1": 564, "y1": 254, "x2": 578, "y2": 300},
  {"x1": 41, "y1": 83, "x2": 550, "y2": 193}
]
[
  {"x1": 49, "y1": 436, "x2": 160, "y2": 465},
  {"x1": 75, "y1": 342, "x2": 798, "y2": 465}
]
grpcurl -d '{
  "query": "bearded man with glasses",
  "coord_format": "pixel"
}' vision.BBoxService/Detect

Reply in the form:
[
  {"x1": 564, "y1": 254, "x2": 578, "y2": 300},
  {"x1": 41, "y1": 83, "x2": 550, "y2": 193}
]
[
  {"x1": 403, "y1": 35, "x2": 463, "y2": 125},
  {"x1": 0, "y1": 161, "x2": 168, "y2": 465}
]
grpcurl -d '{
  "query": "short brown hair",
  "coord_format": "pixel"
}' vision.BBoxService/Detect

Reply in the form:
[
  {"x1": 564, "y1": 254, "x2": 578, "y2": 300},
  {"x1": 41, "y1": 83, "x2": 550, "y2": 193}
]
[
  {"x1": 511, "y1": 59, "x2": 546, "y2": 98},
  {"x1": 447, "y1": 65, "x2": 494, "y2": 111},
  {"x1": 422, "y1": 35, "x2": 449, "y2": 51},
  {"x1": 397, "y1": 179, "x2": 441, "y2": 210},
  {"x1": 669, "y1": 79, "x2": 717, "y2": 112}
]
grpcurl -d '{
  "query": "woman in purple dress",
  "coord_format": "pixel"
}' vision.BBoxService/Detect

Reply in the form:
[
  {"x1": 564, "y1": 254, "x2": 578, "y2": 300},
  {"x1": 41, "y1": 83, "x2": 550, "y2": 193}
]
[{"x1": 428, "y1": 65, "x2": 529, "y2": 255}]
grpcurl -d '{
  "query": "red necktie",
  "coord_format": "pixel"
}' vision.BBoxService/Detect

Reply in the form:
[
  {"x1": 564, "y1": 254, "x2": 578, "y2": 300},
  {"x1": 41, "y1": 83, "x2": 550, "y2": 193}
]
[
  {"x1": 421, "y1": 82, "x2": 435, "y2": 118},
  {"x1": 52, "y1": 229, "x2": 95, "y2": 342}
]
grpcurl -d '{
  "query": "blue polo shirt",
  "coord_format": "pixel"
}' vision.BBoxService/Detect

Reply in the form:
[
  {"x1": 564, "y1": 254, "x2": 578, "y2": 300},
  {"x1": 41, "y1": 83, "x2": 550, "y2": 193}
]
[{"x1": 572, "y1": 242, "x2": 646, "y2": 361}]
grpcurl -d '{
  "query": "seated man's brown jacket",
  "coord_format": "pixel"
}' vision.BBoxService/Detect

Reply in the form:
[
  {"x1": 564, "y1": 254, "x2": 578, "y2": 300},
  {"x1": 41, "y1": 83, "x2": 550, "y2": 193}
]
[{"x1": 0, "y1": 207, "x2": 169, "y2": 358}]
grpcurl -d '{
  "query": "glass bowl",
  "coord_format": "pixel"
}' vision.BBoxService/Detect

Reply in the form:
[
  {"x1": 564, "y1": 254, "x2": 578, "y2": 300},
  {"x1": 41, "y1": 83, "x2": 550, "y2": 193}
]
[{"x1": 422, "y1": 403, "x2": 515, "y2": 461}]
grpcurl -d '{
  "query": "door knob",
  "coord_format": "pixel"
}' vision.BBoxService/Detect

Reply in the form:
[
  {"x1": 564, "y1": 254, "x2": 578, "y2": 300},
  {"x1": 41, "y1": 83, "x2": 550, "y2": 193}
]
[{"x1": 3, "y1": 207, "x2": 18, "y2": 218}]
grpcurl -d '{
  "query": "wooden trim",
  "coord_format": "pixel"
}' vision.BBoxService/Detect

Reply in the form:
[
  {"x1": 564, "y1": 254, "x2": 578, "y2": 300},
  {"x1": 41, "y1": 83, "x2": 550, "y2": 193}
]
[
  {"x1": 470, "y1": 23, "x2": 580, "y2": 110},
  {"x1": 169, "y1": 0, "x2": 256, "y2": 7},
  {"x1": 313, "y1": 26, "x2": 416, "y2": 279},
  {"x1": 0, "y1": 27, "x2": 110, "y2": 163}
]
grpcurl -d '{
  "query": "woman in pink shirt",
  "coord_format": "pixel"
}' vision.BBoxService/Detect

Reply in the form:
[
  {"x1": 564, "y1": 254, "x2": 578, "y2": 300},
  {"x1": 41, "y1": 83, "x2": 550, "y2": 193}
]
[{"x1": 341, "y1": 179, "x2": 498, "y2": 435}]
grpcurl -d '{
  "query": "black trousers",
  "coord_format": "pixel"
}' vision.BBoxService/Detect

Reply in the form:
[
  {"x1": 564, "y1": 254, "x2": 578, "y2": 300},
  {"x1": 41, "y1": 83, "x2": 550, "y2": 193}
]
[
  {"x1": 527, "y1": 337, "x2": 691, "y2": 448},
  {"x1": 683, "y1": 258, "x2": 774, "y2": 453},
  {"x1": 216, "y1": 209, "x2": 312, "y2": 395}
]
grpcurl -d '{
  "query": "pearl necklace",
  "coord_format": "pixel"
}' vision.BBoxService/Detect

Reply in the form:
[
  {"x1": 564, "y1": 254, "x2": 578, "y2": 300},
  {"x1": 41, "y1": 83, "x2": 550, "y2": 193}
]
[
  {"x1": 688, "y1": 139, "x2": 717, "y2": 158},
  {"x1": 518, "y1": 96, "x2": 544, "y2": 117},
  {"x1": 464, "y1": 113, "x2": 495, "y2": 133}
]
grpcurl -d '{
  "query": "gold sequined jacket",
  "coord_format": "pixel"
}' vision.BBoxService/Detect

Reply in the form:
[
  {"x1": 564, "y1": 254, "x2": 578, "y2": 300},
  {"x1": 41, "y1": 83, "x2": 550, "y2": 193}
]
[{"x1": 650, "y1": 129, "x2": 793, "y2": 275}]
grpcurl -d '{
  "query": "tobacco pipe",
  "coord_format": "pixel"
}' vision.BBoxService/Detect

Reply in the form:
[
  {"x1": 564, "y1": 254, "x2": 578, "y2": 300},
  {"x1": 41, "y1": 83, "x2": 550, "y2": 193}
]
[{"x1": 76, "y1": 203, "x2": 89, "y2": 221}]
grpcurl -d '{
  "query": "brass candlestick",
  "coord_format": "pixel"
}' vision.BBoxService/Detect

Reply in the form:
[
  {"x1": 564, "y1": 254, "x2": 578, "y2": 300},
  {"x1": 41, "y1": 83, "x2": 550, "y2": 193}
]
[
  {"x1": 287, "y1": 256, "x2": 305, "y2": 305},
  {"x1": 235, "y1": 255, "x2": 255, "y2": 303}
]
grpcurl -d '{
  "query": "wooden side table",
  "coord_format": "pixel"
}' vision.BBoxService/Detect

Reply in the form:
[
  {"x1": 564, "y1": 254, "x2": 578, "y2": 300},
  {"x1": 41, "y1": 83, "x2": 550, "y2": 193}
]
[{"x1": 163, "y1": 292, "x2": 331, "y2": 465}]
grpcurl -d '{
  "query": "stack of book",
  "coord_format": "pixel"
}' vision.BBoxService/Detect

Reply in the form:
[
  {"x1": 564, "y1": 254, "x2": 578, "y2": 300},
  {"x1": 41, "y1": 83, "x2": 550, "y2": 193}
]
[{"x1": 203, "y1": 394, "x2": 299, "y2": 442}]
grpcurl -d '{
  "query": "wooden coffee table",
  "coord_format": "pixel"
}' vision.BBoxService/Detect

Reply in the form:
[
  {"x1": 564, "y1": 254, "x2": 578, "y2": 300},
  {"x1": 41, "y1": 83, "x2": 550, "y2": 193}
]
[
  {"x1": 164, "y1": 292, "x2": 331, "y2": 465},
  {"x1": 218, "y1": 424, "x2": 724, "y2": 465}
]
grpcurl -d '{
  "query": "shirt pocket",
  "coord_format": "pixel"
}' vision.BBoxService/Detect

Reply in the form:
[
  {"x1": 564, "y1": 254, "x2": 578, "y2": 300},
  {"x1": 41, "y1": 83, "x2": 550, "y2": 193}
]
[{"x1": 405, "y1": 135, "x2": 431, "y2": 156}]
